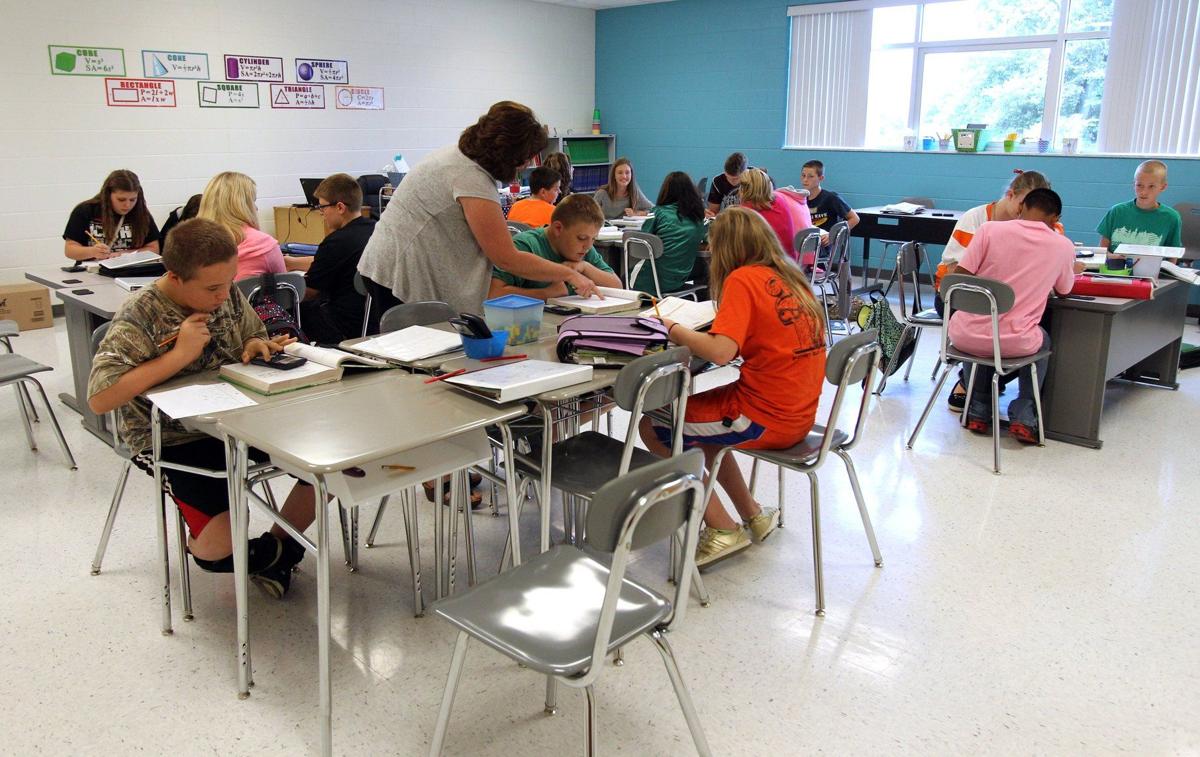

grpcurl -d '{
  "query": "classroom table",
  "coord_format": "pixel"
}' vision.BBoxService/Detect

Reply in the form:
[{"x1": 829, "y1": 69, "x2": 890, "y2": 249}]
[
  {"x1": 25, "y1": 267, "x2": 110, "y2": 290},
  {"x1": 851, "y1": 207, "x2": 962, "y2": 287},
  {"x1": 216, "y1": 372, "x2": 527, "y2": 757},
  {"x1": 53, "y1": 283, "x2": 129, "y2": 442},
  {"x1": 1042, "y1": 278, "x2": 1188, "y2": 448}
]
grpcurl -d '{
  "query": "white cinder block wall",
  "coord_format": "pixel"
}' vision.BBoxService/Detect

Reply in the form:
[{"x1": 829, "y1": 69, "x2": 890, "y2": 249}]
[{"x1": 0, "y1": 0, "x2": 597, "y2": 279}]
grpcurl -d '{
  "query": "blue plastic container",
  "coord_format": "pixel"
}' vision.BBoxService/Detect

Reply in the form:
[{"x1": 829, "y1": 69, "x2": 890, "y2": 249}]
[
  {"x1": 483, "y1": 294, "x2": 544, "y2": 345},
  {"x1": 461, "y1": 331, "x2": 509, "y2": 360}
]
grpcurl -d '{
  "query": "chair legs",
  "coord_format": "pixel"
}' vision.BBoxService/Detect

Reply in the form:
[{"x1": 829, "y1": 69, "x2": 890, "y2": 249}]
[
  {"x1": 903, "y1": 327, "x2": 921, "y2": 381},
  {"x1": 806, "y1": 472, "x2": 825, "y2": 617},
  {"x1": 401, "y1": 489, "x2": 424, "y2": 617},
  {"x1": 584, "y1": 684, "x2": 598, "y2": 757},
  {"x1": 990, "y1": 372, "x2": 1001, "y2": 475},
  {"x1": 1030, "y1": 362, "x2": 1046, "y2": 447},
  {"x1": 649, "y1": 630, "x2": 713, "y2": 757},
  {"x1": 91, "y1": 460, "x2": 132, "y2": 575},
  {"x1": 155, "y1": 490, "x2": 173, "y2": 636},
  {"x1": 906, "y1": 362, "x2": 955, "y2": 449},
  {"x1": 428, "y1": 631, "x2": 470, "y2": 757},
  {"x1": 175, "y1": 509, "x2": 194, "y2": 621},
  {"x1": 11, "y1": 377, "x2": 76, "y2": 469},
  {"x1": 834, "y1": 449, "x2": 883, "y2": 567}
]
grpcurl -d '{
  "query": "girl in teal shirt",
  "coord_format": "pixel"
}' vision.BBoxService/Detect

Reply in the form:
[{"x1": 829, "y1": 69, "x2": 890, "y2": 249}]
[{"x1": 635, "y1": 171, "x2": 708, "y2": 295}]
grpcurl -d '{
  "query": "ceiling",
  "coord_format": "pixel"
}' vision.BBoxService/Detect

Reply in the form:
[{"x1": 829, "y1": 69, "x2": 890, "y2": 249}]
[{"x1": 529, "y1": 0, "x2": 674, "y2": 9}]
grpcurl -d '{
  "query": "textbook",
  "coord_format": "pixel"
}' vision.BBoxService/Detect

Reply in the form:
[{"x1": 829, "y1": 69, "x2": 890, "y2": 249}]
[
  {"x1": 115, "y1": 276, "x2": 158, "y2": 292},
  {"x1": 98, "y1": 250, "x2": 162, "y2": 270},
  {"x1": 219, "y1": 359, "x2": 343, "y2": 395},
  {"x1": 638, "y1": 297, "x2": 717, "y2": 330},
  {"x1": 880, "y1": 202, "x2": 925, "y2": 215},
  {"x1": 549, "y1": 287, "x2": 648, "y2": 314},
  {"x1": 345, "y1": 325, "x2": 463, "y2": 363},
  {"x1": 1161, "y1": 261, "x2": 1199, "y2": 285},
  {"x1": 444, "y1": 360, "x2": 592, "y2": 403},
  {"x1": 282, "y1": 342, "x2": 391, "y2": 370}
]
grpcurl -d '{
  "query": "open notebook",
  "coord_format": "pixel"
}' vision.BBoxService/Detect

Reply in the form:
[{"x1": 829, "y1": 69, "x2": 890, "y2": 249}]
[
  {"x1": 98, "y1": 250, "x2": 162, "y2": 270},
  {"x1": 444, "y1": 360, "x2": 592, "y2": 403},
  {"x1": 549, "y1": 286, "x2": 649, "y2": 314},
  {"x1": 345, "y1": 325, "x2": 462, "y2": 364},
  {"x1": 639, "y1": 297, "x2": 716, "y2": 330},
  {"x1": 219, "y1": 344, "x2": 392, "y2": 395}
]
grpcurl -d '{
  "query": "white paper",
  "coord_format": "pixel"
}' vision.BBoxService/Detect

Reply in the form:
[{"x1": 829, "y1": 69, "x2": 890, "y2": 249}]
[
  {"x1": 285, "y1": 342, "x2": 389, "y2": 368},
  {"x1": 1160, "y1": 261, "x2": 1198, "y2": 285},
  {"x1": 881, "y1": 202, "x2": 924, "y2": 215},
  {"x1": 98, "y1": 250, "x2": 162, "y2": 269},
  {"x1": 222, "y1": 360, "x2": 333, "y2": 383},
  {"x1": 639, "y1": 297, "x2": 716, "y2": 330},
  {"x1": 146, "y1": 383, "x2": 257, "y2": 419},
  {"x1": 352, "y1": 326, "x2": 462, "y2": 363},
  {"x1": 1113, "y1": 244, "x2": 1186, "y2": 258}
]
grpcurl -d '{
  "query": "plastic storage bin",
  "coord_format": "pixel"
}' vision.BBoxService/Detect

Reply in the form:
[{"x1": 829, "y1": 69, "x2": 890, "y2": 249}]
[
  {"x1": 951, "y1": 128, "x2": 990, "y2": 152},
  {"x1": 461, "y1": 331, "x2": 509, "y2": 359},
  {"x1": 483, "y1": 294, "x2": 543, "y2": 345}
]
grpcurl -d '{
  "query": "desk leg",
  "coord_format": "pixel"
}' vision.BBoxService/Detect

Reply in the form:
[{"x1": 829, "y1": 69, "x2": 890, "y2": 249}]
[
  {"x1": 1043, "y1": 309, "x2": 1109, "y2": 449},
  {"x1": 315, "y1": 475, "x2": 333, "y2": 757},
  {"x1": 231, "y1": 439, "x2": 252, "y2": 697},
  {"x1": 860, "y1": 237, "x2": 873, "y2": 289},
  {"x1": 61, "y1": 301, "x2": 111, "y2": 442},
  {"x1": 539, "y1": 405, "x2": 555, "y2": 554},
  {"x1": 1120, "y1": 338, "x2": 1182, "y2": 389},
  {"x1": 498, "y1": 423, "x2": 522, "y2": 567}
]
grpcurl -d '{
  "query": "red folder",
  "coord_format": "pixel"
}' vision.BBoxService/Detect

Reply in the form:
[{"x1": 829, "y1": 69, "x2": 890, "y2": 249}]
[{"x1": 1070, "y1": 274, "x2": 1154, "y2": 300}]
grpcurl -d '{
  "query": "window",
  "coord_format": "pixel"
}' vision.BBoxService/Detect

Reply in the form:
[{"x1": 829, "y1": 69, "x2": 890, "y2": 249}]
[{"x1": 787, "y1": 0, "x2": 1115, "y2": 152}]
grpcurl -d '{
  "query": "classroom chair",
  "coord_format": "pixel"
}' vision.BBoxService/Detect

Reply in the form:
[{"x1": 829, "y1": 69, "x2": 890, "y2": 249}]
[
  {"x1": 907, "y1": 275, "x2": 1050, "y2": 475},
  {"x1": 876, "y1": 241, "x2": 942, "y2": 395},
  {"x1": 353, "y1": 272, "x2": 373, "y2": 338},
  {"x1": 810, "y1": 221, "x2": 852, "y2": 345},
  {"x1": 0, "y1": 320, "x2": 40, "y2": 430},
  {"x1": 1176, "y1": 202, "x2": 1200, "y2": 261},
  {"x1": 621, "y1": 230, "x2": 706, "y2": 300},
  {"x1": 871, "y1": 196, "x2": 935, "y2": 286},
  {"x1": 794, "y1": 226, "x2": 823, "y2": 268},
  {"x1": 728, "y1": 330, "x2": 884, "y2": 616},
  {"x1": 428, "y1": 451, "x2": 712, "y2": 757},
  {"x1": 506, "y1": 220, "x2": 532, "y2": 236},
  {"x1": 696, "y1": 176, "x2": 708, "y2": 198},
  {"x1": 357, "y1": 174, "x2": 389, "y2": 220},
  {"x1": 1, "y1": 344, "x2": 75, "y2": 470},
  {"x1": 236, "y1": 272, "x2": 306, "y2": 328}
]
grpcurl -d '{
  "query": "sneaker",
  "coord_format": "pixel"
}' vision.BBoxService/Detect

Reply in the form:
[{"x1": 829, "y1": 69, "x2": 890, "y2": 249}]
[
  {"x1": 1008, "y1": 421, "x2": 1040, "y2": 445},
  {"x1": 251, "y1": 564, "x2": 292, "y2": 599},
  {"x1": 965, "y1": 414, "x2": 992, "y2": 435},
  {"x1": 695, "y1": 527, "x2": 751, "y2": 569},
  {"x1": 947, "y1": 381, "x2": 966, "y2": 413},
  {"x1": 745, "y1": 507, "x2": 780, "y2": 544}
]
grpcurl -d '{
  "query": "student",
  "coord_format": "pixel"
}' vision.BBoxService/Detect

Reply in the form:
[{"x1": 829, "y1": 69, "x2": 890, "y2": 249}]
[
  {"x1": 738, "y1": 168, "x2": 813, "y2": 265},
  {"x1": 295, "y1": 173, "x2": 376, "y2": 344},
  {"x1": 706, "y1": 152, "x2": 747, "y2": 214},
  {"x1": 638, "y1": 207, "x2": 827, "y2": 567},
  {"x1": 87, "y1": 218, "x2": 312, "y2": 597},
  {"x1": 489, "y1": 194, "x2": 620, "y2": 298},
  {"x1": 159, "y1": 193, "x2": 202, "y2": 247},
  {"x1": 63, "y1": 169, "x2": 161, "y2": 261},
  {"x1": 593, "y1": 157, "x2": 653, "y2": 219},
  {"x1": 634, "y1": 171, "x2": 708, "y2": 295},
  {"x1": 543, "y1": 152, "x2": 573, "y2": 203},
  {"x1": 945, "y1": 189, "x2": 1080, "y2": 443},
  {"x1": 937, "y1": 170, "x2": 1059, "y2": 411},
  {"x1": 1097, "y1": 159, "x2": 1183, "y2": 270},
  {"x1": 506, "y1": 167, "x2": 561, "y2": 227},
  {"x1": 198, "y1": 171, "x2": 286, "y2": 281},
  {"x1": 799, "y1": 160, "x2": 859, "y2": 233}
]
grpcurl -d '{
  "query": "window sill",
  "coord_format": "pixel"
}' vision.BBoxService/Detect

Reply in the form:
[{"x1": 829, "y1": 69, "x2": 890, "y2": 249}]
[{"x1": 782, "y1": 145, "x2": 1200, "y2": 160}]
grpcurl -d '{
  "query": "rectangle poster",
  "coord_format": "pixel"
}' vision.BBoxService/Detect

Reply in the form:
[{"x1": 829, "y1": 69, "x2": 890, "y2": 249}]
[
  {"x1": 198, "y1": 81, "x2": 259, "y2": 109},
  {"x1": 334, "y1": 85, "x2": 384, "y2": 110},
  {"x1": 49, "y1": 45, "x2": 125, "y2": 76},
  {"x1": 269, "y1": 83, "x2": 325, "y2": 109},
  {"x1": 105, "y1": 78, "x2": 177, "y2": 107},
  {"x1": 295, "y1": 58, "x2": 349, "y2": 84},
  {"x1": 224, "y1": 55, "x2": 284, "y2": 82},
  {"x1": 143, "y1": 50, "x2": 209, "y2": 80}
]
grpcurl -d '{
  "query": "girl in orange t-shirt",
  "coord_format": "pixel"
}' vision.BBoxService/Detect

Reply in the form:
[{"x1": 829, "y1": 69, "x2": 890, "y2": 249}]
[{"x1": 639, "y1": 206, "x2": 827, "y2": 568}]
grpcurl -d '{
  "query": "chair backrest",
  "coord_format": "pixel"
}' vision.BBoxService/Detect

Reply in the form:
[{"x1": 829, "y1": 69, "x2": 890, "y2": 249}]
[
  {"x1": 696, "y1": 177, "x2": 708, "y2": 198},
  {"x1": 817, "y1": 329, "x2": 881, "y2": 455},
  {"x1": 91, "y1": 322, "x2": 129, "y2": 455},
  {"x1": 379, "y1": 301, "x2": 457, "y2": 333},
  {"x1": 1176, "y1": 202, "x2": 1200, "y2": 259},
  {"x1": 940, "y1": 274, "x2": 1014, "y2": 370},
  {"x1": 622, "y1": 230, "x2": 667, "y2": 294},
  {"x1": 353, "y1": 272, "x2": 373, "y2": 338},
  {"x1": 236, "y1": 272, "x2": 306, "y2": 320},
  {"x1": 506, "y1": 220, "x2": 532, "y2": 236},
  {"x1": 894, "y1": 241, "x2": 930, "y2": 318},
  {"x1": 613, "y1": 346, "x2": 691, "y2": 469},
  {"x1": 582, "y1": 449, "x2": 707, "y2": 661},
  {"x1": 793, "y1": 227, "x2": 822, "y2": 261},
  {"x1": 357, "y1": 174, "x2": 389, "y2": 219},
  {"x1": 903, "y1": 196, "x2": 935, "y2": 209},
  {"x1": 353, "y1": 271, "x2": 369, "y2": 298}
]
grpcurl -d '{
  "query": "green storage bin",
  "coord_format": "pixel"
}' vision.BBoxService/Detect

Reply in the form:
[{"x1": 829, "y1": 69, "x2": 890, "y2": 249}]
[
  {"x1": 951, "y1": 128, "x2": 991, "y2": 153},
  {"x1": 565, "y1": 138, "x2": 610, "y2": 164}
]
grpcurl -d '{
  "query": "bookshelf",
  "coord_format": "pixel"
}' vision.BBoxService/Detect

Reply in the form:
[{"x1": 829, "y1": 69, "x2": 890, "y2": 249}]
[{"x1": 541, "y1": 134, "x2": 616, "y2": 193}]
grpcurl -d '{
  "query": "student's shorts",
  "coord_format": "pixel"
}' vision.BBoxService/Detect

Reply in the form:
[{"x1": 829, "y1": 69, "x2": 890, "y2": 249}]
[
  {"x1": 132, "y1": 437, "x2": 309, "y2": 538},
  {"x1": 650, "y1": 386, "x2": 805, "y2": 451}
]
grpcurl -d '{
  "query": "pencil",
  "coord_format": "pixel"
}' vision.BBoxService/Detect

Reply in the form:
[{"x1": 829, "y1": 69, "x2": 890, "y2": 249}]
[
  {"x1": 424, "y1": 368, "x2": 466, "y2": 384},
  {"x1": 652, "y1": 297, "x2": 662, "y2": 319},
  {"x1": 157, "y1": 332, "x2": 179, "y2": 349},
  {"x1": 85, "y1": 230, "x2": 106, "y2": 247},
  {"x1": 480, "y1": 353, "x2": 527, "y2": 362},
  {"x1": 381, "y1": 464, "x2": 415, "y2": 472}
]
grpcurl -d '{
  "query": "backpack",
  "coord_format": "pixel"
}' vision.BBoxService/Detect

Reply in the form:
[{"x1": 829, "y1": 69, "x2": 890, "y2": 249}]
[
  {"x1": 556, "y1": 315, "x2": 669, "y2": 365},
  {"x1": 249, "y1": 273, "x2": 308, "y2": 343},
  {"x1": 856, "y1": 290, "x2": 914, "y2": 376}
]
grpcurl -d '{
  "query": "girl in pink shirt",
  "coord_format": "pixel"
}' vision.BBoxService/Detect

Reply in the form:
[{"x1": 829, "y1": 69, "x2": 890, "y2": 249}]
[
  {"x1": 946, "y1": 188, "x2": 1078, "y2": 443},
  {"x1": 198, "y1": 171, "x2": 286, "y2": 281},
  {"x1": 738, "y1": 169, "x2": 815, "y2": 266}
]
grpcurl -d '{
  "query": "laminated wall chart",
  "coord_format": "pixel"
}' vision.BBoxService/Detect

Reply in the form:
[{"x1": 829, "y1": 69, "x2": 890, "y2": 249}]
[{"x1": 50, "y1": 44, "x2": 381, "y2": 113}]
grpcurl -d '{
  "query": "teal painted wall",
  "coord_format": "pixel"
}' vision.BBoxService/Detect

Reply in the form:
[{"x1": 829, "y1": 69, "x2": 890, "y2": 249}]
[{"x1": 595, "y1": 0, "x2": 1199, "y2": 276}]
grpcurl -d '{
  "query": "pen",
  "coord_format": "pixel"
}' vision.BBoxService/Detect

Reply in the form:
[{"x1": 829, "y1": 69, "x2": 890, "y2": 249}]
[
  {"x1": 480, "y1": 353, "x2": 527, "y2": 362},
  {"x1": 381, "y1": 464, "x2": 416, "y2": 472},
  {"x1": 424, "y1": 368, "x2": 466, "y2": 384}
]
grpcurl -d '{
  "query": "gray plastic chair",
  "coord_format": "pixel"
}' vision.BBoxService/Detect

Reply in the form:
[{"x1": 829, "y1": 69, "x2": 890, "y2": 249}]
[
  {"x1": 377, "y1": 301, "x2": 456, "y2": 335},
  {"x1": 0, "y1": 320, "x2": 40, "y2": 428},
  {"x1": 506, "y1": 220, "x2": 532, "y2": 236},
  {"x1": 876, "y1": 241, "x2": 943, "y2": 395},
  {"x1": 0, "y1": 347, "x2": 75, "y2": 470},
  {"x1": 428, "y1": 450, "x2": 712, "y2": 757},
  {"x1": 236, "y1": 272, "x2": 306, "y2": 327},
  {"x1": 907, "y1": 275, "x2": 1051, "y2": 474},
  {"x1": 1176, "y1": 202, "x2": 1200, "y2": 261},
  {"x1": 810, "y1": 221, "x2": 852, "y2": 345},
  {"x1": 696, "y1": 176, "x2": 708, "y2": 198},
  {"x1": 352, "y1": 272, "x2": 373, "y2": 338},
  {"x1": 734, "y1": 330, "x2": 883, "y2": 616},
  {"x1": 622, "y1": 230, "x2": 706, "y2": 300}
]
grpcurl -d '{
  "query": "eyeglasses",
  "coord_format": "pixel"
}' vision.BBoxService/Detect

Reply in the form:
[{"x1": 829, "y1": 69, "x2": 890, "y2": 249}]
[{"x1": 314, "y1": 203, "x2": 337, "y2": 211}]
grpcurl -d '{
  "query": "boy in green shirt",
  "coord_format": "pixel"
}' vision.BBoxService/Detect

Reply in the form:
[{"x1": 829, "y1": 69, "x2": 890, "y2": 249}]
[
  {"x1": 490, "y1": 194, "x2": 621, "y2": 299},
  {"x1": 1097, "y1": 160, "x2": 1183, "y2": 272}
]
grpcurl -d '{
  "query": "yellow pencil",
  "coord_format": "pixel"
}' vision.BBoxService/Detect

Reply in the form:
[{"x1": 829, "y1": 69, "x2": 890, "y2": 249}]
[
  {"x1": 652, "y1": 296, "x2": 662, "y2": 319},
  {"x1": 85, "y1": 230, "x2": 106, "y2": 247}
]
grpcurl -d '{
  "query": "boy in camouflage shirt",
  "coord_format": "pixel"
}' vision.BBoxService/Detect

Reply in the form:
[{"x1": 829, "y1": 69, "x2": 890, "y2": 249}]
[{"x1": 88, "y1": 218, "x2": 311, "y2": 597}]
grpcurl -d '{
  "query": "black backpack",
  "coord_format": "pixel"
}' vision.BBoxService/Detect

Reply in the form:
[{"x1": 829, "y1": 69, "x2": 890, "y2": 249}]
[{"x1": 248, "y1": 273, "x2": 308, "y2": 343}]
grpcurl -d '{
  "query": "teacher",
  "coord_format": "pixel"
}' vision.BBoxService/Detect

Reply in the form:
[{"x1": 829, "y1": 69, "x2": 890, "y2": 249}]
[{"x1": 357, "y1": 101, "x2": 599, "y2": 321}]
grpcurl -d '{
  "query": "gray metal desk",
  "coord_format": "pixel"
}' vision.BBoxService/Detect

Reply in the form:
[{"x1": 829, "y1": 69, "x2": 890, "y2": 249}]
[
  {"x1": 1043, "y1": 279, "x2": 1188, "y2": 448},
  {"x1": 25, "y1": 268, "x2": 110, "y2": 290},
  {"x1": 54, "y1": 283, "x2": 130, "y2": 442},
  {"x1": 216, "y1": 373, "x2": 526, "y2": 757}
]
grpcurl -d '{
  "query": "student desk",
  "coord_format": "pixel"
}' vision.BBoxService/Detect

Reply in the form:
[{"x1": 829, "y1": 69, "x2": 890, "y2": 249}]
[
  {"x1": 25, "y1": 267, "x2": 110, "y2": 290},
  {"x1": 1042, "y1": 279, "x2": 1188, "y2": 448},
  {"x1": 851, "y1": 207, "x2": 962, "y2": 286},
  {"x1": 53, "y1": 283, "x2": 130, "y2": 442},
  {"x1": 215, "y1": 372, "x2": 527, "y2": 757}
]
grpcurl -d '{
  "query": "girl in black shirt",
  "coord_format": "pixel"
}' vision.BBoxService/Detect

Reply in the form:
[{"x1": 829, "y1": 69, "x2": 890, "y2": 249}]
[{"x1": 63, "y1": 169, "x2": 160, "y2": 261}]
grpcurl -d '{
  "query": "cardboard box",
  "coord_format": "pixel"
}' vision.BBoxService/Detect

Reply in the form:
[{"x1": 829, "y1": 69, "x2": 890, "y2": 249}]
[{"x1": 0, "y1": 283, "x2": 53, "y2": 330}]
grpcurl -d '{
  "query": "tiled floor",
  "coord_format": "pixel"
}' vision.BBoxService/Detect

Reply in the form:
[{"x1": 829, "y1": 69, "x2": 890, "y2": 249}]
[{"x1": 1, "y1": 314, "x2": 1198, "y2": 755}]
